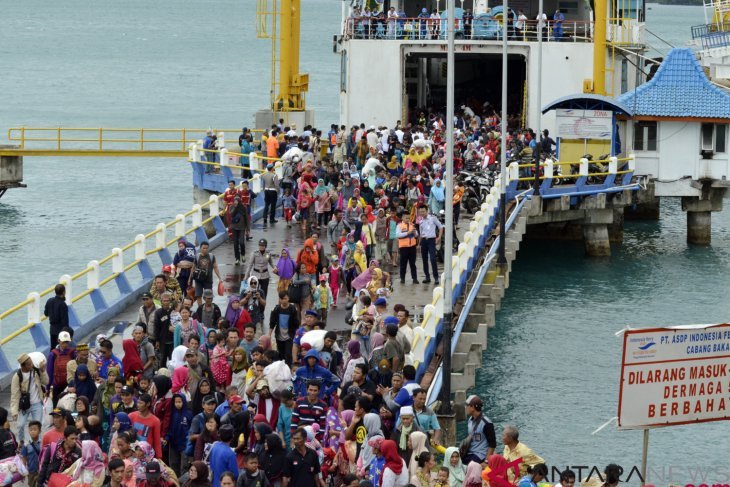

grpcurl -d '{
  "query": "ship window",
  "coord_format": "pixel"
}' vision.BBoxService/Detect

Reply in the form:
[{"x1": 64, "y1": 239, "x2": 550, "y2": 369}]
[
  {"x1": 558, "y1": 1, "x2": 578, "y2": 14},
  {"x1": 633, "y1": 121, "x2": 657, "y2": 151}
]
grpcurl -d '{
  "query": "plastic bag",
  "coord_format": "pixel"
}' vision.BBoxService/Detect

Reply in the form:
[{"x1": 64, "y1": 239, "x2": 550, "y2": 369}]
[
  {"x1": 301, "y1": 330, "x2": 326, "y2": 351},
  {"x1": 263, "y1": 361, "x2": 292, "y2": 395},
  {"x1": 217, "y1": 280, "x2": 225, "y2": 296},
  {"x1": 41, "y1": 397, "x2": 53, "y2": 432}
]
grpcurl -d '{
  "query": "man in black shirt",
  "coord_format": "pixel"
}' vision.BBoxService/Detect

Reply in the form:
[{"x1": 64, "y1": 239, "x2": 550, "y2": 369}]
[
  {"x1": 283, "y1": 428, "x2": 322, "y2": 487},
  {"x1": 340, "y1": 364, "x2": 377, "y2": 405},
  {"x1": 151, "y1": 293, "x2": 173, "y2": 361},
  {"x1": 44, "y1": 284, "x2": 69, "y2": 349}
]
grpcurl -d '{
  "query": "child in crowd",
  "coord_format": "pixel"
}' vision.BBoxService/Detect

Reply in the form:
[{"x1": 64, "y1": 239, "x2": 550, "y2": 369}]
[
  {"x1": 20, "y1": 420, "x2": 41, "y2": 487},
  {"x1": 435, "y1": 467, "x2": 450, "y2": 487},
  {"x1": 282, "y1": 188, "x2": 297, "y2": 227},
  {"x1": 313, "y1": 275, "x2": 334, "y2": 323},
  {"x1": 238, "y1": 452, "x2": 269, "y2": 487},
  {"x1": 327, "y1": 255, "x2": 342, "y2": 307}
]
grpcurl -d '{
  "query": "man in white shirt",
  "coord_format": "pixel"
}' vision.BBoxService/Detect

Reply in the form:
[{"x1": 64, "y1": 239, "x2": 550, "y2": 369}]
[{"x1": 536, "y1": 11, "x2": 548, "y2": 40}]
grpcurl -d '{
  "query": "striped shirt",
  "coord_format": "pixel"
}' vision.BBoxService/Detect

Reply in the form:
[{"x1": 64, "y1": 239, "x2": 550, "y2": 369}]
[{"x1": 291, "y1": 398, "x2": 327, "y2": 440}]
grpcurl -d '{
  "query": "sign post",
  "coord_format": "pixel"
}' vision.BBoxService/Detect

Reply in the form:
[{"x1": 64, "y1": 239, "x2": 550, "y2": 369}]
[{"x1": 618, "y1": 323, "x2": 730, "y2": 485}]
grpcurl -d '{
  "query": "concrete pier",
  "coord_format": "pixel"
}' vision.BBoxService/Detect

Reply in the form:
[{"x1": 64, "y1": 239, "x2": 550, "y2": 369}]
[
  {"x1": 583, "y1": 224, "x2": 611, "y2": 256},
  {"x1": 681, "y1": 188, "x2": 726, "y2": 245},
  {"x1": 0, "y1": 146, "x2": 25, "y2": 198}
]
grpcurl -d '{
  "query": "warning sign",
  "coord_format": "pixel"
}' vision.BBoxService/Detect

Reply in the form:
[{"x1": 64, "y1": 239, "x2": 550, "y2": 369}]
[{"x1": 618, "y1": 324, "x2": 730, "y2": 430}]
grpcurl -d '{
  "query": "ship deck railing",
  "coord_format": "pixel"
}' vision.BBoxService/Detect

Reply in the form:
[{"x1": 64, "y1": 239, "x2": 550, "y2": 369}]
[
  {"x1": 342, "y1": 17, "x2": 593, "y2": 43},
  {"x1": 691, "y1": 23, "x2": 730, "y2": 50}
]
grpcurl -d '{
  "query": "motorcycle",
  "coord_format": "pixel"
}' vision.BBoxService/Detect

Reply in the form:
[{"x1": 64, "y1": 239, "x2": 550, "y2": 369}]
[{"x1": 458, "y1": 170, "x2": 494, "y2": 214}]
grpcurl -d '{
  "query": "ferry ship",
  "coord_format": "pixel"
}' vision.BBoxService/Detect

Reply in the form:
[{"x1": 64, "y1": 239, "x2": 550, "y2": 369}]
[{"x1": 332, "y1": 0, "x2": 648, "y2": 130}]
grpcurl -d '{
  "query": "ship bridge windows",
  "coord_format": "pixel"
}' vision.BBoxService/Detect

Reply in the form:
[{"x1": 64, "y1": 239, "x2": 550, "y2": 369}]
[{"x1": 404, "y1": 53, "x2": 527, "y2": 127}]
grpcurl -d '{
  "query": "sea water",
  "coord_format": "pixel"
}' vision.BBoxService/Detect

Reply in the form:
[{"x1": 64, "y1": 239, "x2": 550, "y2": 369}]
[{"x1": 0, "y1": 1, "x2": 722, "y2": 483}]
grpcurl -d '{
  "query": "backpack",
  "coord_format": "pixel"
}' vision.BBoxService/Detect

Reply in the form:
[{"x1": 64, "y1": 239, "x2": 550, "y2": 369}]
[
  {"x1": 38, "y1": 440, "x2": 59, "y2": 478},
  {"x1": 51, "y1": 349, "x2": 72, "y2": 388}
]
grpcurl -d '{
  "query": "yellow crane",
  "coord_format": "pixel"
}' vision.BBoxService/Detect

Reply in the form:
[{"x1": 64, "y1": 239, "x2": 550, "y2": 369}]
[{"x1": 257, "y1": 0, "x2": 309, "y2": 113}]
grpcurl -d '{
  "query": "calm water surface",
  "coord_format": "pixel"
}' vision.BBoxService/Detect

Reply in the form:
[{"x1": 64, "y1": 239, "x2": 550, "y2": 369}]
[{"x1": 0, "y1": 2, "x2": 722, "y2": 483}]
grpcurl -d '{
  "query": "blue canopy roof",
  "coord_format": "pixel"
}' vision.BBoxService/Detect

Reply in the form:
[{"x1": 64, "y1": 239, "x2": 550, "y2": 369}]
[
  {"x1": 542, "y1": 93, "x2": 634, "y2": 115},
  {"x1": 618, "y1": 48, "x2": 730, "y2": 119}
]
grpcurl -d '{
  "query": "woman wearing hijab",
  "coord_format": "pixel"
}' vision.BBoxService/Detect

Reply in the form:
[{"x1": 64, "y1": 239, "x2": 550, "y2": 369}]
[
  {"x1": 224, "y1": 295, "x2": 251, "y2": 337},
  {"x1": 151, "y1": 374, "x2": 173, "y2": 442},
  {"x1": 190, "y1": 378, "x2": 215, "y2": 416},
  {"x1": 63, "y1": 440, "x2": 106, "y2": 487},
  {"x1": 70, "y1": 364, "x2": 97, "y2": 402},
  {"x1": 109, "y1": 411, "x2": 133, "y2": 458},
  {"x1": 274, "y1": 248, "x2": 297, "y2": 294},
  {"x1": 342, "y1": 340, "x2": 366, "y2": 384},
  {"x1": 405, "y1": 422, "x2": 428, "y2": 476},
  {"x1": 360, "y1": 180, "x2": 376, "y2": 206},
  {"x1": 134, "y1": 441, "x2": 176, "y2": 484},
  {"x1": 368, "y1": 333, "x2": 386, "y2": 370},
  {"x1": 260, "y1": 433, "x2": 286, "y2": 487},
  {"x1": 183, "y1": 461, "x2": 211, "y2": 487},
  {"x1": 443, "y1": 447, "x2": 466, "y2": 487},
  {"x1": 465, "y1": 461, "x2": 485, "y2": 487},
  {"x1": 122, "y1": 459, "x2": 137, "y2": 487},
  {"x1": 90, "y1": 365, "x2": 120, "y2": 451},
  {"x1": 427, "y1": 178, "x2": 445, "y2": 215},
  {"x1": 171, "y1": 366, "x2": 190, "y2": 396},
  {"x1": 167, "y1": 393, "x2": 193, "y2": 475},
  {"x1": 121, "y1": 339, "x2": 145, "y2": 381},
  {"x1": 357, "y1": 413, "x2": 384, "y2": 476},
  {"x1": 173, "y1": 238, "x2": 197, "y2": 296},
  {"x1": 381, "y1": 439, "x2": 409, "y2": 487},
  {"x1": 366, "y1": 436, "x2": 386, "y2": 487},
  {"x1": 483, "y1": 454, "x2": 517, "y2": 487}
]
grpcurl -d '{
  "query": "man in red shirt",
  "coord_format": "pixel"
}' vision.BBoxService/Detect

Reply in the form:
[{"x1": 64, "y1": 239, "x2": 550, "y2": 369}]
[
  {"x1": 41, "y1": 408, "x2": 68, "y2": 448},
  {"x1": 129, "y1": 394, "x2": 162, "y2": 458}
]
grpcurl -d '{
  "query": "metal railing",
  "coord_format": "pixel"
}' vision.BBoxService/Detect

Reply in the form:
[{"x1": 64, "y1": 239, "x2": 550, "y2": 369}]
[
  {"x1": 0, "y1": 151, "x2": 283, "y2": 387},
  {"x1": 5, "y1": 127, "x2": 264, "y2": 153},
  {"x1": 505, "y1": 154, "x2": 638, "y2": 199},
  {"x1": 342, "y1": 17, "x2": 593, "y2": 42},
  {"x1": 426, "y1": 189, "x2": 532, "y2": 406}
]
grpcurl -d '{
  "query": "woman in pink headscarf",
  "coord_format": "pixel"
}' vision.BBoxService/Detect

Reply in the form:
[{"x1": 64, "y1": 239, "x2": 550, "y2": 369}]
[
  {"x1": 171, "y1": 366, "x2": 189, "y2": 395},
  {"x1": 65, "y1": 440, "x2": 106, "y2": 487}
]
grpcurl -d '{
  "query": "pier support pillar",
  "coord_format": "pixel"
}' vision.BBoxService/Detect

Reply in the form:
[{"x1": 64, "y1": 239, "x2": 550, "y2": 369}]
[
  {"x1": 626, "y1": 181, "x2": 660, "y2": 220},
  {"x1": 686, "y1": 210, "x2": 712, "y2": 245},
  {"x1": 682, "y1": 188, "x2": 725, "y2": 245},
  {"x1": 608, "y1": 208, "x2": 624, "y2": 243},
  {"x1": 583, "y1": 224, "x2": 611, "y2": 257}
]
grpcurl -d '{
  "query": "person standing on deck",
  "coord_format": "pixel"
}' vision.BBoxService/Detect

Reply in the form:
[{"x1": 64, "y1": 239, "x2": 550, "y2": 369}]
[
  {"x1": 397, "y1": 213, "x2": 419, "y2": 285},
  {"x1": 246, "y1": 239, "x2": 275, "y2": 300},
  {"x1": 45, "y1": 284, "x2": 69, "y2": 350},
  {"x1": 418, "y1": 206, "x2": 443, "y2": 286},
  {"x1": 462, "y1": 395, "x2": 496, "y2": 465},
  {"x1": 262, "y1": 164, "x2": 280, "y2": 226}
]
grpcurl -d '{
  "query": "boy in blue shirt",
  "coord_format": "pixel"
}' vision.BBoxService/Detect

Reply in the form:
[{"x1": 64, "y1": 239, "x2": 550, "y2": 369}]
[{"x1": 21, "y1": 420, "x2": 41, "y2": 487}]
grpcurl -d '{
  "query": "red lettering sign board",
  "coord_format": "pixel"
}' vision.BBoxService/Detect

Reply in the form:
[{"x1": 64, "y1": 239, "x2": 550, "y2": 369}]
[{"x1": 618, "y1": 324, "x2": 730, "y2": 430}]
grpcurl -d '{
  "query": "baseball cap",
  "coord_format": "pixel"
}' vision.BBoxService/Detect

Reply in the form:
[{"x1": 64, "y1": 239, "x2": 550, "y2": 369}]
[
  {"x1": 258, "y1": 239, "x2": 267, "y2": 246},
  {"x1": 384, "y1": 316, "x2": 399, "y2": 326},
  {"x1": 203, "y1": 289, "x2": 214, "y2": 298},
  {"x1": 203, "y1": 395, "x2": 218, "y2": 405},
  {"x1": 305, "y1": 310, "x2": 319, "y2": 318},
  {"x1": 17, "y1": 353, "x2": 31, "y2": 365},
  {"x1": 142, "y1": 292, "x2": 153, "y2": 299},
  {"x1": 162, "y1": 265, "x2": 173, "y2": 273},
  {"x1": 229, "y1": 395, "x2": 245, "y2": 405},
  {"x1": 256, "y1": 379, "x2": 269, "y2": 391},
  {"x1": 145, "y1": 462, "x2": 162, "y2": 475},
  {"x1": 319, "y1": 275, "x2": 327, "y2": 282},
  {"x1": 50, "y1": 407, "x2": 66, "y2": 417},
  {"x1": 58, "y1": 331, "x2": 72, "y2": 343},
  {"x1": 374, "y1": 297, "x2": 387, "y2": 307},
  {"x1": 466, "y1": 394, "x2": 483, "y2": 407},
  {"x1": 185, "y1": 348, "x2": 196, "y2": 357},
  {"x1": 120, "y1": 386, "x2": 133, "y2": 395}
]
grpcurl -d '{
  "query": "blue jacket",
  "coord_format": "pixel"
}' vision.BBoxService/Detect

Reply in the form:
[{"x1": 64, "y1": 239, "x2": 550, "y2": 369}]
[
  {"x1": 209, "y1": 441, "x2": 239, "y2": 487},
  {"x1": 292, "y1": 350, "x2": 341, "y2": 399},
  {"x1": 166, "y1": 393, "x2": 193, "y2": 452}
]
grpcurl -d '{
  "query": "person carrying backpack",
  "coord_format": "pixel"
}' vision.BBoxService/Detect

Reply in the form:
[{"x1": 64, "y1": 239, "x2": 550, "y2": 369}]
[
  {"x1": 11, "y1": 353, "x2": 49, "y2": 447},
  {"x1": 461, "y1": 395, "x2": 496, "y2": 465},
  {"x1": 47, "y1": 331, "x2": 76, "y2": 407}
]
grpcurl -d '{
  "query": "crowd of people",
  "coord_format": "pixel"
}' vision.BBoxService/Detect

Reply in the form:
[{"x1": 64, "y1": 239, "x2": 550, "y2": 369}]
[{"x1": 2, "y1": 112, "x2": 608, "y2": 487}]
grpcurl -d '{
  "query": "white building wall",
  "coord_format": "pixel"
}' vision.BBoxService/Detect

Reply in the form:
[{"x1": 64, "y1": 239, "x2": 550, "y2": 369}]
[
  {"x1": 340, "y1": 41, "x2": 404, "y2": 127},
  {"x1": 527, "y1": 42, "x2": 595, "y2": 135}
]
